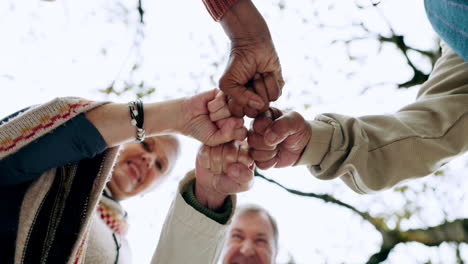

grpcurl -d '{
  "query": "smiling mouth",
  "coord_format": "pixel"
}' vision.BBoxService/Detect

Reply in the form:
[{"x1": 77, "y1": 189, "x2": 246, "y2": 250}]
[{"x1": 127, "y1": 161, "x2": 142, "y2": 183}]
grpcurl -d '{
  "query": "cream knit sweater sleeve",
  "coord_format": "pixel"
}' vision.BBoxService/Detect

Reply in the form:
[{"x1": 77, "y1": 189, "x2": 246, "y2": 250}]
[{"x1": 151, "y1": 171, "x2": 235, "y2": 264}]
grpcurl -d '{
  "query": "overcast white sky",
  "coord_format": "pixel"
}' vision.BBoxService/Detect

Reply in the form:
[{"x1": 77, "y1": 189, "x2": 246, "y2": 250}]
[{"x1": 1, "y1": 0, "x2": 467, "y2": 263}]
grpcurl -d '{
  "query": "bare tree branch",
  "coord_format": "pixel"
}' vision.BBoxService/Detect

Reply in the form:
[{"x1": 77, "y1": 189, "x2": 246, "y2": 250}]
[
  {"x1": 255, "y1": 170, "x2": 468, "y2": 263},
  {"x1": 254, "y1": 170, "x2": 388, "y2": 234},
  {"x1": 456, "y1": 243, "x2": 465, "y2": 264},
  {"x1": 330, "y1": 2, "x2": 440, "y2": 89},
  {"x1": 137, "y1": 0, "x2": 144, "y2": 24},
  {"x1": 401, "y1": 219, "x2": 468, "y2": 246},
  {"x1": 365, "y1": 247, "x2": 392, "y2": 264}
]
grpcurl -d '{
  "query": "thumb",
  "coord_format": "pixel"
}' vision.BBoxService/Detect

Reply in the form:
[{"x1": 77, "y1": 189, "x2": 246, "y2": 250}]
[
  {"x1": 264, "y1": 111, "x2": 306, "y2": 146},
  {"x1": 251, "y1": 107, "x2": 283, "y2": 135},
  {"x1": 219, "y1": 56, "x2": 265, "y2": 110},
  {"x1": 207, "y1": 117, "x2": 247, "y2": 146}
]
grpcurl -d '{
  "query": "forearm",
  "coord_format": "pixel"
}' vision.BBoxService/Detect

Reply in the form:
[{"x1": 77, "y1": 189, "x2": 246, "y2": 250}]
[
  {"x1": 202, "y1": 0, "x2": 239, "y2": 21},
  {"x1": 219, "y1": 0, "x2": 271, "y2": 43},
  {"x1": 85, "y1": 98, "x2": 186, "y2": 147},
  {"x1": 152, "y1": 173, "x2": 231, "y2": 264},
  {"x1": 299, "y1": 41, "x2": 468, "y2": 193}
]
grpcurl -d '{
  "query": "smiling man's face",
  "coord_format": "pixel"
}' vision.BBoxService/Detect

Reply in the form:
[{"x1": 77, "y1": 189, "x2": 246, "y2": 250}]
[
  {"x1": 108, "y1": 135, "x2": 179, "y2": 200},
  {"x1": 222, "y1": 211, "x2": 277, "y2": 264}
]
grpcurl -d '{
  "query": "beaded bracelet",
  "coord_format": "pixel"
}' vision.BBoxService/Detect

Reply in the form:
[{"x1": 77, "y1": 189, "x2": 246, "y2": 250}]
[{"x1": 128, "y1": 99, "x2": 145, "y2": 143}]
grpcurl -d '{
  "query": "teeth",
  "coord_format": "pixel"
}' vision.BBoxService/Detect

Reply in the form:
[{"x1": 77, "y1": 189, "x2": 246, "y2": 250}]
[{"x1": 128, "y1": 162, "x2": 140, "y2": 180}]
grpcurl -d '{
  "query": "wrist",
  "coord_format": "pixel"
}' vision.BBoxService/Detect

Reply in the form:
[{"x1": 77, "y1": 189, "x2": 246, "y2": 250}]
[
  {"x1": 144, "y1": 98, "x2": 186, "y2": 136},
  {"x1": 194, "y1": 181, "x2": 228, "y2": 210},
  {"x1": 177, "y1": 96, "x2": 198, "y2": 137},
  {"x1": 220, "y1": 0, "x2": 271, "y2": 43}
]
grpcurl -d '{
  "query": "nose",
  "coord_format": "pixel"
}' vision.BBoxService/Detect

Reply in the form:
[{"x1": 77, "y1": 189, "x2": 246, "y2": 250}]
[
  {"x1": 141, "y1": 152, "x2": 157, "y2": 168},
  {"x1": 239, "y1": 240, "x2": 255, "y2": 257}
]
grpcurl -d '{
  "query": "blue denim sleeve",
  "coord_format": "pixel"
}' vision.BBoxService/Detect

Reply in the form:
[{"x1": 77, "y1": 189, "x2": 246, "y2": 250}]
[
  {"x1": 0, "y1": 113, "x2": 108, "y2": 186},
  {"x1": 425, "y1": 0, "x2": 468, "y2": 62}
]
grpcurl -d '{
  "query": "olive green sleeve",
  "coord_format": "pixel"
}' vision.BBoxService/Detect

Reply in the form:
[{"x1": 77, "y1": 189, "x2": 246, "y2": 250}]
[{"x1": 182, "y1": 179, "x2": 232, "y2": 224}]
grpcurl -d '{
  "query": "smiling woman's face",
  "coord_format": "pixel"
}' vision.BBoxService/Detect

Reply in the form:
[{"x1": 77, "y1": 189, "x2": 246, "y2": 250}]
[{"x1": 108, "y1": 135, "x2": 179, "y2": 200}]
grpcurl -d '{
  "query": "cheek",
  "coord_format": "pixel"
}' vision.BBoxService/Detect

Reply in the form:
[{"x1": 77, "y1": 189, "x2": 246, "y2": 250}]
[
  {"x1": 145, "y1": 169, "x2": 160, "y2": 186},
  {"x1": 258, "y1": 247, "x2": 274, "y2": 263},
  {"x1": 222, "y1": 243, "x2": 241, "y2": 262},
  {"x1": 134, "y1": 169, "x2": 162, "y2": 195},
  {"x1": 112, "y1": 163, "x2": 134, "y2": 192}
]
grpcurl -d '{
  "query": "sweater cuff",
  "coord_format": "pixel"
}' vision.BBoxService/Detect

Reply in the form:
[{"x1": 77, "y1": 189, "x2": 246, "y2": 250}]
[
  {"x1": 296, "y1": 120, "x2": 334, "y2": 166},
  {"x1": 202, "y1": 0, "x2": 240, "y2": 21},
  {"x1": 182, "y1": 178, "x2": 233, "y2": 224}
]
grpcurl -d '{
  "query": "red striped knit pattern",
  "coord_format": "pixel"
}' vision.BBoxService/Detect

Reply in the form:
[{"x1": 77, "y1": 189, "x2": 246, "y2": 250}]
[
  {"x1": 0, "y1": 101, "x2": 92, "y2": 153},
  {"x1": 97, "y1": 204, "x2": 128, "y2": 236},
  {"x1": 202, "y1": 0, "x2": 239, "y2": 21},
  {"x1": 73, "y1": 229, "x2": 89, "y2": 264}
]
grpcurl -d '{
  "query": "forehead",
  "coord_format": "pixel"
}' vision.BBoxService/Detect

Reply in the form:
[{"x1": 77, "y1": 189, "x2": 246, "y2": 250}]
[
  {"x1": 149, "y1": 136, "x2": 178, "y2": 154},
  {"x1": 231, "y1": 211, "x2": 274, "y2": 236}
]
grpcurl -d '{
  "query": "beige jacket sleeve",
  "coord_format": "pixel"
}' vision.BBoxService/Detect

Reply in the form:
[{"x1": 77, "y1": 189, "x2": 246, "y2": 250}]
[
  {"x1": 151, "y1": 172, "x2": 235, "y2": 264},
  {"x1": 297, "y1": 41, "x2": 468, "y2": 194}
]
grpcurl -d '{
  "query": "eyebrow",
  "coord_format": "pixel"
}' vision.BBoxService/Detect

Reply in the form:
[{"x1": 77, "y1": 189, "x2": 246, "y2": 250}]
[
  {"x1": 231, "y1": 228, "x2": 244, "y2": 233},
  {"x1": 231, "y1": 229, "x2": 268, "y2": 237}
]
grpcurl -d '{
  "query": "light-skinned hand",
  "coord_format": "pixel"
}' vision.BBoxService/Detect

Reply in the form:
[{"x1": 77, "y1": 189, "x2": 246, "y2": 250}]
[
  {"x1": 180, "y1": 89, "x2": 247, "y2": 146},
  {"x1": 195, "y1": 140, "x2": 254, "y2": 210}
]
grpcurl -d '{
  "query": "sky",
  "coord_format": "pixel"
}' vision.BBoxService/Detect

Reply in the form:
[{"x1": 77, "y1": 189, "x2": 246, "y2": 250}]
[{"x1": 1, "y1": 0, "x2": 467, "y2": 263}]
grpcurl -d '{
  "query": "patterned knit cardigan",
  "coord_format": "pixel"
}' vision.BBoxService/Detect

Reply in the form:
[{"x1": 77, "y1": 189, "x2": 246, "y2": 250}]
[{"x1": 0, "y1": 97, "x2": 120, "y2": 264}]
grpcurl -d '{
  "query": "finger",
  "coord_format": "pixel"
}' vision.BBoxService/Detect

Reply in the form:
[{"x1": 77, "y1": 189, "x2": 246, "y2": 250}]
[
  {"x1": 268, "y1": 107, "x2": 283, "y2": 120},
  {"x1": 207, "y1": 90, "x2": 226, "y2": 113},
  {"x1": 222, "y1": 141, "x2": 240, "y2": 174},
  {"x1": 250, "y1": 149, "x2": 278, "y2": 163},
  {"x1": 272, "y1": 65, "x2": 285, "y2": 98},
  {"x1": 214, "y1": 173, "x2": 252, "y2": 194},
  {"x1": 208, "y1": 118, "x2": 246, "y2": 146},
  {"x1": 216, "y1": 117, "x2": 244, "y2": 128},
  {"x1": 252, "y1": 113, "x2": 274, "y2": 135},
  {"x1": 210, "y1": 106, "x2": 230, "y2": 122},
  {"x1": 244, "y1": 106, "x2": 259, "y2": 118},
  {"x1": 252, "y1": 74, "x2": 270, "y2": 113},
  {"x1": 264, "y1": 111, "x2": 306, "y2": 146},
  {"x1": 228, "y1": 97, "x2": 244, "y2": 118},
  {"x1": 215, "y1": 118, "x2": 230, "y2": 128},
  {"x1": 210, "y1": 145, "x2": 223, "y2": 174},
  {"x1": 237, "y1": 142, "x2": 253, "y2": 168},
  {"x1": 262, "y1": 72, "x2": 281, "y2": 102},
  {"x1": 219, "y1": 117, "x2": 246, "y2": 139},
  {"x1": 244, "y1": 79, "x2": 264, "y2": 116},
  {"x1": 233, "y1": 127, "x2": 248, "y2": 141},
  {"x1": 197, "y1": 145, "x2": 211, "y2": 169},
  {"x1": 247, "y1": 132, "x2": 276, "y2": 151},
  {"x1": 216, "y1": 118, "x2": 243, "y2": 131},
  {"x1": 226, "y1": 163, "x2": 254, "y2": 189},
  {"x1": 219, "y1": 57, "x2": 265, "y2": 110},
  {"x1": 251, "y1": 107, "x2": 283, "y2": 134},
  {"x1": 274, "y1": 149, "x2": 300, "y2": 168},
  {"x1": 255, "y1": 158, "x2": 278, "y2": 170},
  {"x1": 219, "y1": 82, "x2": 264, "y2": 110},
  {"x1": 191, "y1": 88, "x2": 217, "y2": 112}
]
